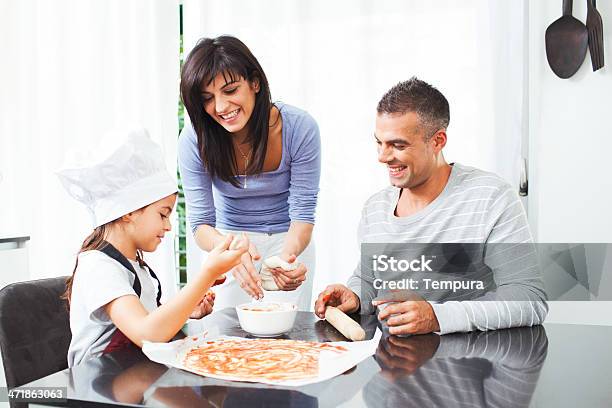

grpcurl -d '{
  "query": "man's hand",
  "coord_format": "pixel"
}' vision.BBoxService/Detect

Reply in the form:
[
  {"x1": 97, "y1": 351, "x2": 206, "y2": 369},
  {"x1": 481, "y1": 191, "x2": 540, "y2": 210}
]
[
  {"x1": 231, "y1": 241, "x2": 263, "y2": 299},
  {"x1": 315, "y1": 284, "x2": 360, "y2": 318},
  {"x1": 374, "y1": 299, "x2": 440, "y2": 335},
  {"x1": 376, "y1": 334, "x2": 440, "y2": 381},
  {"x1": 268, "y1": 254, "x2": 307, "y2": 291}
]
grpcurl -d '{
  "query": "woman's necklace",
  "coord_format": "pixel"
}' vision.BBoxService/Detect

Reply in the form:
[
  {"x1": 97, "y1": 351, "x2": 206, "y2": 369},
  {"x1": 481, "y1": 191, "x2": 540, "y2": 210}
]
[{"x1": 235, "y1": 142, "x2": 252, "y2": 188}]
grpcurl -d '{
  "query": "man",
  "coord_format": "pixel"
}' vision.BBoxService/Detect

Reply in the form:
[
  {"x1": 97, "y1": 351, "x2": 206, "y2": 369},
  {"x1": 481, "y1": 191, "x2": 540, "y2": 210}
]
[{"x1": 315, "y1": 77, "x2": 547, "y2": 335}]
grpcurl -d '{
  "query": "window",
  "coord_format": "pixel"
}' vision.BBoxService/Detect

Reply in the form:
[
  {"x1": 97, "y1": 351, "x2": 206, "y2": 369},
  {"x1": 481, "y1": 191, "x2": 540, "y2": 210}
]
[{"x1": 175, "y1": 3, "x2": 187, "y2": 286}]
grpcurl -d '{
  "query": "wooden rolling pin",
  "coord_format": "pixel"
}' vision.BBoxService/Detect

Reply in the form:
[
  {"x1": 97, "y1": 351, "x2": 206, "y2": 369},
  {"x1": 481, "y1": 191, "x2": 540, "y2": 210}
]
[{"x1": 324, "y1": 306, "x2": 366, "y2": 341}]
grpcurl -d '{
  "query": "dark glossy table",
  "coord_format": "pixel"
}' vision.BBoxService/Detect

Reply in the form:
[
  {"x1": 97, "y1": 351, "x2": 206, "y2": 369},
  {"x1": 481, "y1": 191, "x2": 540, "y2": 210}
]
[{"x1": 19, "y1": 309, "x2": 612, "y2": 407}]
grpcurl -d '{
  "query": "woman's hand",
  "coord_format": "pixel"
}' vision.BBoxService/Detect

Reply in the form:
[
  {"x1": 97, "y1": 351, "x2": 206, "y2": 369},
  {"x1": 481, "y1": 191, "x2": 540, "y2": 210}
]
[
  {"x1": 189, "y1": 291, "x2": 215, "y2": 319},
  {"x1": 268, "y1": 254, "x2": 307, "y2": 291},
  {"x1": 230, "y1": 240, "x2": 264, "y2": 299},
  {"x1": 203, "y1": 234, "x2": 248, "y2": 278}
]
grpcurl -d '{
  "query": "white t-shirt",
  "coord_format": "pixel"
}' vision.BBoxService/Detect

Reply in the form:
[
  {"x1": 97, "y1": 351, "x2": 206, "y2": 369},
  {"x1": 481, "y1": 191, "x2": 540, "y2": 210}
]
[{"x1": 67, "y1": 250, "x2": 159, "y2": 367}]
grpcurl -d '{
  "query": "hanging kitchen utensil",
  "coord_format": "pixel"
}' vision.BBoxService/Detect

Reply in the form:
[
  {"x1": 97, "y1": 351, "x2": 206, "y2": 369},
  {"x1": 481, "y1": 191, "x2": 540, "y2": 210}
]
[
  {"x1": 545, "y1": 0, "x2": 589, "y2": 78},
  {"x1": 586, "y1": 0, "x2": 605, "y2": 71}
]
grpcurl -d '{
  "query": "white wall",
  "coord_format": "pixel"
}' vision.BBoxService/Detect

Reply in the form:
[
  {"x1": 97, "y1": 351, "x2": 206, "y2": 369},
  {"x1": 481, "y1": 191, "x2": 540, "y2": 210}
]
[
  {"x1": 528, "y1": 1, "x2": 612, "y2": 325},
  {"x1": 182, "y1": 1, "x2": 529, "y2": 305},
  {"x1": 0, "y1": 1, "x2": 181, "y2": 300}
]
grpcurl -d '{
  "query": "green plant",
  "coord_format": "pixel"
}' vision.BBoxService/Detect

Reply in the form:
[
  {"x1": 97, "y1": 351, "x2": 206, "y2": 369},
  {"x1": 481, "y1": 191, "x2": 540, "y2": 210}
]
[{"x1": 175, "y1": 3, "x2": 187, "y2": 286}]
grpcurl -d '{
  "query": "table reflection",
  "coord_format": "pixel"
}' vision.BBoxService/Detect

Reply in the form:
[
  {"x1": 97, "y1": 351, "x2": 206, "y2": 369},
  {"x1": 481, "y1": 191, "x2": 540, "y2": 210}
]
[
  {"x1": 64, "y1": 312, "x2": 547, "y2": 408},
  {"x1": 366, "y1": 325, "x2": 548, "y2": 407}
]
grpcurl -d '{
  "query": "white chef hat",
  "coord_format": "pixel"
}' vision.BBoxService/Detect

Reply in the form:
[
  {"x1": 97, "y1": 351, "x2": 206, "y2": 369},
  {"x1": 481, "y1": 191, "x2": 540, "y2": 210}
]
[{"x1": 56, "y1": 128, "x2": 178, "y2": 228}]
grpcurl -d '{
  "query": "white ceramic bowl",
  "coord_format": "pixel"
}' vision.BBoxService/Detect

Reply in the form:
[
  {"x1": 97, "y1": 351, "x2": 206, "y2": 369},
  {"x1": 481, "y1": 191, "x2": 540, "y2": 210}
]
[{"x1": 235, "y1": 302, "x2": 298, "y2": 337}]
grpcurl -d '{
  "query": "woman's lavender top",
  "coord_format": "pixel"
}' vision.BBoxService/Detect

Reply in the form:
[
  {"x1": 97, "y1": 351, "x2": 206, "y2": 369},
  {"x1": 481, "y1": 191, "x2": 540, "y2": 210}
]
[{"x1": 178, "y1": 103, "x2": 321, "y2": 234}]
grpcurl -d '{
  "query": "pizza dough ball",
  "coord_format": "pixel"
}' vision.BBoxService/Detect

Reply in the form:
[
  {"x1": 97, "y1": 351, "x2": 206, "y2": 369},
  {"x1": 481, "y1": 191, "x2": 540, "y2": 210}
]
[
  {"x1": 260, "y1": 269, "x2": 279, "y2": 291},
  {"x1": 263, "y1": 256, "x2": 298, "y2": 271},
  {"x1": 259, "y1": 256, "x2": 298, "y2": 291}
]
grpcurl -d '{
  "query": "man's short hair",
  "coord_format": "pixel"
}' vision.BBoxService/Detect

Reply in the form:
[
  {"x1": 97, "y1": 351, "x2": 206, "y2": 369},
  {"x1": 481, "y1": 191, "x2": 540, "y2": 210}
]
[{"x1": 377, "y1": 77, "x2": 450, "y2": 140}]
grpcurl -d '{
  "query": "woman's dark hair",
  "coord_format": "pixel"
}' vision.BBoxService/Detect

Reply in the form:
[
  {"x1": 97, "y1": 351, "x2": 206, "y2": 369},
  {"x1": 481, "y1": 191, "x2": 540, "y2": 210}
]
[{"x1": 180, "y1": 35, "x2": 273, "y2": 187}]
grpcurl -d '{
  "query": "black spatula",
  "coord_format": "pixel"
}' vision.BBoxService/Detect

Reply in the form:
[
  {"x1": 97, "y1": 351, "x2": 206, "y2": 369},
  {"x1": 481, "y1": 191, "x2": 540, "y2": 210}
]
[{"x1": 545, "y1": 0, "x2": 588, "y2": 79}]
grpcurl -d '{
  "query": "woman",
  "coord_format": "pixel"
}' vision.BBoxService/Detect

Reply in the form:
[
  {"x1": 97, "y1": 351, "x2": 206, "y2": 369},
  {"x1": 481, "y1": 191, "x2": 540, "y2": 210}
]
[{"x1": 178, "y1": 35, "x2": 320, "y2": 311}]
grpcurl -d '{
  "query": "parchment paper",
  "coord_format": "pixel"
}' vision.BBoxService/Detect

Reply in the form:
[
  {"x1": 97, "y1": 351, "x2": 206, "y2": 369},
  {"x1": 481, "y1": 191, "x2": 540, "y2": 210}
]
[{"x1": 142, "y1": 327, "x2": 381, "y2": 387}]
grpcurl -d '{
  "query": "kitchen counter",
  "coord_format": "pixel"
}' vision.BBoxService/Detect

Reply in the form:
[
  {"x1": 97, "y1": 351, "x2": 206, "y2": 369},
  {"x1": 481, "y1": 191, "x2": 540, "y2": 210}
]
[
  {"x1": 16, "y1": 309, "x2": 612, "y2": 407},
  {"x1": 0, "y1": 235, "x2": 29, "y2": 291},
  {"x1": 0, "y1": 236, "x2": 29, "y2": 251}
]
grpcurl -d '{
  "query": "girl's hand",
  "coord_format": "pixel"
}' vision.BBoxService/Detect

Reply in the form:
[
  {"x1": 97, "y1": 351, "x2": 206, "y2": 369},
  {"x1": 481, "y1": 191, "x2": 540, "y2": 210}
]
[
  {"x1": 269, "y1": 254, "x2": 307, "y2": 291},
  {"x1": 203, "y1": 234, "x2": 248, "y2": 278},
  {"x1": 231, "y1": 240, "x2": 264, "y2": 299},
  {"x1": 190, "y1": 291, "x2": 215, "y2": 319}
]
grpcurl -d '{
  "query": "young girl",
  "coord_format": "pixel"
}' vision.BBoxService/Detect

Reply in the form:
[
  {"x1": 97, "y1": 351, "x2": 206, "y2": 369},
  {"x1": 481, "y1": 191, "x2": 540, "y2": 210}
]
[{"x1": 57, "y1": 129, "x2": 247, "y2": 367}]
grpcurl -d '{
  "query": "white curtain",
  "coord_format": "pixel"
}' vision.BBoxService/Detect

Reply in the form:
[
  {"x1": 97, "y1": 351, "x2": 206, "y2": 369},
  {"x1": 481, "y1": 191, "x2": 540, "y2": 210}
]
[
  {"x1": 0, "y1": 0, "x2": 180, "y2": 300},
  {"x1": 181, "y1": 0, "x2": 528, "y2": 302}
]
